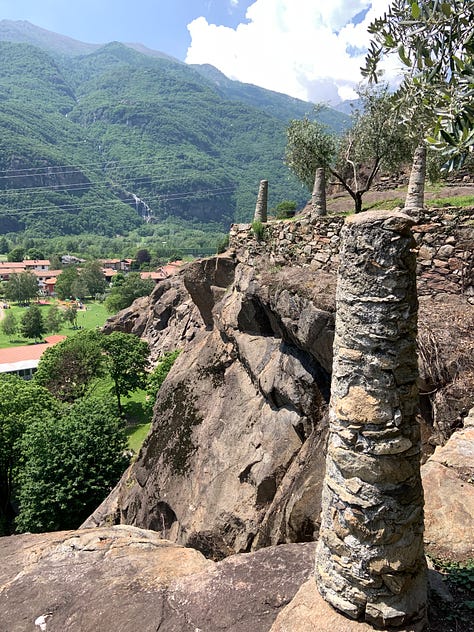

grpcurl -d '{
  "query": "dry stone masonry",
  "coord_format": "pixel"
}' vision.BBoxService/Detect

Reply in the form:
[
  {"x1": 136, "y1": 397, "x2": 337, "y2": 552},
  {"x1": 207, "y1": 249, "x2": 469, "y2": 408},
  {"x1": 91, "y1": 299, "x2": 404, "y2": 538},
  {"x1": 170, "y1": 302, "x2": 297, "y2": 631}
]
[
  {"x1": 254, "y1": 179, "x2": 268, "y2": 223},
  {"x1": 315, "y1": 211, "x2": 427, "y2": 628},
  {"x1": 230, "y1": 207, "x2": 474, "y2": 299}
]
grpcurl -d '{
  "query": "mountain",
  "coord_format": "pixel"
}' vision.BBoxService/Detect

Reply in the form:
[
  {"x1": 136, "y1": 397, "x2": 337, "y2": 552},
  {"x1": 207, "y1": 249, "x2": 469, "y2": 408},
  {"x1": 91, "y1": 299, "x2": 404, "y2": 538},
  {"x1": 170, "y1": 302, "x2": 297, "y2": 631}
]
[
  {"x1": 0, "y1": 19, "x2": 100, "y2": 56},
  {"x1": 0, "y1": 21, "x2": 350, "y2": 238}
]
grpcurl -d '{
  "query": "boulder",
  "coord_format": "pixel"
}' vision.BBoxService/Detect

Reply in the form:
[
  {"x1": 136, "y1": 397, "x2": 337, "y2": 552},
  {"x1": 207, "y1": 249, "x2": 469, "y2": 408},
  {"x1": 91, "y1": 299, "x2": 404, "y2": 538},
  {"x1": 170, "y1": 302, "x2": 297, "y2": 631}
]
[
  {"x1": 270, "y1": 579, "x2": 425, "y2": 632},
  {"x1": 0, "y1": 527, "x2": 315, "y2": 632},
  {"x1": 0, "y1": 528, "x2": 442, "y2": 632},
  {"x1": 421, "y1": 408, "x2": 474, "y2": 561}
]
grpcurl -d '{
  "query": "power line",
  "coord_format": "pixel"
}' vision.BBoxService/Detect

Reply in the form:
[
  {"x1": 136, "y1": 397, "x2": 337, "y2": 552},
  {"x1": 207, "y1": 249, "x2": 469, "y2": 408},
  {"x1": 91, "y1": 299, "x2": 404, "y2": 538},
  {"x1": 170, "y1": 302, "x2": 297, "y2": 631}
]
[{"x1": 0, "y1": 184, "x2": 259, "y2": 216}]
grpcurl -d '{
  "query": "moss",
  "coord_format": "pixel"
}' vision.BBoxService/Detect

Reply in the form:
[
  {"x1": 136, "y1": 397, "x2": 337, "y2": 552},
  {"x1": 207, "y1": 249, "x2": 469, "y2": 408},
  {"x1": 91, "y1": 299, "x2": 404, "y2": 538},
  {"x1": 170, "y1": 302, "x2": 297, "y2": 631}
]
[
  {"x1": 198, "y1": 359, "x2": 227, "y2": 388},
  {"x1": 149, "y1": 381, "x2": 203, "y2": 476}
]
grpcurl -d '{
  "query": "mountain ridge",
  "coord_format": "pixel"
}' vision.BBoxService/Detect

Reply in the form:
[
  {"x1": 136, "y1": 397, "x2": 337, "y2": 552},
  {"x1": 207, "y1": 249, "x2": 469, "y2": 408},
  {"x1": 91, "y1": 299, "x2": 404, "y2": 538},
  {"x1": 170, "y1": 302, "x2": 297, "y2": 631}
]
[{"x1": 0, "y1": 21, "x2": 350, "y2": 240}]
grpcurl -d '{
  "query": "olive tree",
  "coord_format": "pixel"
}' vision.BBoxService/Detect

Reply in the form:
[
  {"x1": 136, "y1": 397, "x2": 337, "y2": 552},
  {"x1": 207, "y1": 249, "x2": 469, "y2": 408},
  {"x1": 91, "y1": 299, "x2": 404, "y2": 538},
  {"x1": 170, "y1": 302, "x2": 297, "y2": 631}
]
[
  {"x1": 286, "y1": 85, "x2": 410, "y2": 213},
  {"x1": 363, "y1": 0, "x2": 474, "y2": 168}
]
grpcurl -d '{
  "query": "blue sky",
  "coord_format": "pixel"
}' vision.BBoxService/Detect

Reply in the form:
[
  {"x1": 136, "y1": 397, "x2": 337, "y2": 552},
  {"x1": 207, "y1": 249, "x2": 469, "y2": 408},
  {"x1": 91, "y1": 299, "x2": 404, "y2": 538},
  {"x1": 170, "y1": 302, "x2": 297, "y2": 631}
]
[
  {"x1": 0, "y1": 0, "x2": 254, "y2": 59},
  {"x1": 0, "y1": 1, "x2": 394, "y2": 104}
]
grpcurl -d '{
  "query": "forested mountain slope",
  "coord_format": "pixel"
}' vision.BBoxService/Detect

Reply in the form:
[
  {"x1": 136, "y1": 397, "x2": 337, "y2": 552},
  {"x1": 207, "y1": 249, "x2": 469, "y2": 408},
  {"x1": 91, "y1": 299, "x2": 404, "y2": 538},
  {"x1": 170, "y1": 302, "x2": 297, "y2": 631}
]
[{"x1": 0, "y1": 21, "x2": 349, "y2": 238}]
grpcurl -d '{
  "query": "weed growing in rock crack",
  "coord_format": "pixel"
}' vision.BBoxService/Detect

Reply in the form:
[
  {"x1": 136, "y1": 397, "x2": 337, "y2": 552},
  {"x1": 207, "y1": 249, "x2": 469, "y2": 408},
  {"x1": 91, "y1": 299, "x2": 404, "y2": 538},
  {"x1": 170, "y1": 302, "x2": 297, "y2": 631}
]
[
  {"x1": 251, "y1": 220, "x2": 265, "y2": 241},
  {"x1": 429, "y1": 558, "x2": 474, "y2": 630}
]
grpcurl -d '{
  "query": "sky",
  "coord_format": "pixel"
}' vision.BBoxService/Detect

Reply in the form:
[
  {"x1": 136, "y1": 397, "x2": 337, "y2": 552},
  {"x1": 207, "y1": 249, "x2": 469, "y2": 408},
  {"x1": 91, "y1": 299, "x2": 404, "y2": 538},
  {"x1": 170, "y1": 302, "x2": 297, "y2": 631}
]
[{"x1": 0, "y1": 0, "x2": 396, "y2": 105}]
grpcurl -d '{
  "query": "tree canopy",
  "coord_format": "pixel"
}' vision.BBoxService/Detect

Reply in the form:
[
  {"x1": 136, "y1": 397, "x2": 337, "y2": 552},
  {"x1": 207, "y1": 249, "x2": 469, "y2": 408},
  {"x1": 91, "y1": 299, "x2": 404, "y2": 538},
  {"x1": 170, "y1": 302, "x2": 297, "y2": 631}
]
[
  {"x1": 363, "y1": 0, "x2": 474, "y2": 167},
  {"x1": 4, "y1": 271, "x2": 39, "y2": 305},
  {"x1": 1, "y1": 310, "x2": 18, "y2": 340},
  {"x1": 20, "y1": 304, "x2": 45, "y2": 341},
  {"x1": 286, "y1": 85, "x2": 409, "y2": 213},
  {"x1": 105, "y1": 272, "x2": 154, "y2": 313},
  {"x1": 35, "y1": 330, "x2": 105, "y2": 402},
  {"x1": 54, "y1": 266, "x2": 80, "y2": 300},
  {"x1": 100, "y1": 332, "x2": 150, "y2": 415},
  {"x1": 81, "y1": 260, "x2": 107, "y2": 296},
  {"x1": 16, "y1": 396, "x2": 128, "y2": 533},
  {"x1": 285, "y1": 116, "x2": 336, "y2": 192},
  {"x1": 0, "y1": 375, "x2": 60, "y2": 534}
]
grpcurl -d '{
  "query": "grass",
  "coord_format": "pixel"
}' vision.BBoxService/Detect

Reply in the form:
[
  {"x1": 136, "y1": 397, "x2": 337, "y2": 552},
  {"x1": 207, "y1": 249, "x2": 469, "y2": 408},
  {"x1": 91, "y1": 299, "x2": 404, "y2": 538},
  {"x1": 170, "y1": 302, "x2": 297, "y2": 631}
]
[
  {"x1": 125, "y1": 423, "x2": 151, "y2": 453},
  {"x1": 429, "y1": 558, "x2": 474, "y2": 632},
  {"x1": 362, "y1": 198, "x2": 405, "y2": 211},
  {"x1": 87, "y1": 376, "x2": 152, "y2": 453},
  {"x1": 428, "y1": 194, "x2": 474, "y2": 208},
  {"x1": 0, "y1": 299, "x2": 108, "y2": 348}
]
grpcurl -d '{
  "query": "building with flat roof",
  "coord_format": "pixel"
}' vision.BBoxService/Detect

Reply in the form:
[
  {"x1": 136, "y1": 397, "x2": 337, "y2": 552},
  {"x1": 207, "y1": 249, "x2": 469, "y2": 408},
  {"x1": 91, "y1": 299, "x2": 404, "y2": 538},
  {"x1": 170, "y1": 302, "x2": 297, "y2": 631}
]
[{"x1": 0, "y1": 335, "x2": 66, "y2": 380}]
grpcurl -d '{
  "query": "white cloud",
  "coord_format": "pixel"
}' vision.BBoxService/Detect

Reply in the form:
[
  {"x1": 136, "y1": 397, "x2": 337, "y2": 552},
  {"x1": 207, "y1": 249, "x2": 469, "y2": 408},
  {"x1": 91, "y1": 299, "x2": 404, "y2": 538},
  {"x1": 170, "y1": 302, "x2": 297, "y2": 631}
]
[{"x1": 186, "y1": 0, "x2": 394, "y2": 104}]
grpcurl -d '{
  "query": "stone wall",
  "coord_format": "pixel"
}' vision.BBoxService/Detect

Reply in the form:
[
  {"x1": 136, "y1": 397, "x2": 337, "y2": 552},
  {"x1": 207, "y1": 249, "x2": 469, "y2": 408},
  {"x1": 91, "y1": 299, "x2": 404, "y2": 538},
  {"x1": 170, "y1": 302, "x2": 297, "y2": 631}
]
[{"x1": 229, "y1": 207, "x2": 474, "y2": 299}]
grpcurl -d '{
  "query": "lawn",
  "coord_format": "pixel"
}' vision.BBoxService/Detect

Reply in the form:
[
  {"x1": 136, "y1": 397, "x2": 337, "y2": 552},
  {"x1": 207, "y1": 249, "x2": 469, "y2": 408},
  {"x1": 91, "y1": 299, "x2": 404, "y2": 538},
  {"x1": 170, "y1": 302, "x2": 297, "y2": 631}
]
[
  {"x1": 125, "y1": 423, "x2": 152, "y2": 454},
  {"x1": 86, "y1": 376, "x2": 152, "y2": 453},
  {"x1": 0, "y1": 299, "x2": 109, "y2": 348}
]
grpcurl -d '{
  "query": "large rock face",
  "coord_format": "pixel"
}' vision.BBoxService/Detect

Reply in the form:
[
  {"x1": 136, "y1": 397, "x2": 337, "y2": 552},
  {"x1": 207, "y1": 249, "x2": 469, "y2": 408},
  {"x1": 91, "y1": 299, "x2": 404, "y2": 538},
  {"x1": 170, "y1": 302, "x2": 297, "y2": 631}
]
[
  {"x1": 88, "y1": 256, "x2": 336, "y2": 559},
  {"x1": 92, "y1": 244, "x2": 474, "y2": 566},
  {"x1": 0, "y1": 526, "x2": 451, "y2": 632},
  {"x1": 422, "y1": 407, "x2": 474, "y2": 561}
]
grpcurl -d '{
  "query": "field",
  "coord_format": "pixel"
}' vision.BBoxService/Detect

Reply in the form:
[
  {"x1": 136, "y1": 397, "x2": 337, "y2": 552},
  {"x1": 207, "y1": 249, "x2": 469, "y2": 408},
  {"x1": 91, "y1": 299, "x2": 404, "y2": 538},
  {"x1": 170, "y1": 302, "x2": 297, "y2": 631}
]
[{"x1": 0, "y1": 299, "x2": 109, "y2": 348}]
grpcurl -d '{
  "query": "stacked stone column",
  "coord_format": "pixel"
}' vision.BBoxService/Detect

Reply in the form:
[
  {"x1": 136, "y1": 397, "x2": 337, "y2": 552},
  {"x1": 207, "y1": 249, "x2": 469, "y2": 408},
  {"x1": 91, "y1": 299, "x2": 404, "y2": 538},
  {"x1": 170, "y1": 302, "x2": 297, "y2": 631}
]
[
  {"x1": 254, "y1": 179, "x2": 268, "y2": 223},
  {"x1": 311, "y1": 167, "x2": 327, "y2": 216},
  {"x1": 315, "y1": 210, "x2": 427, "y2": 628}
]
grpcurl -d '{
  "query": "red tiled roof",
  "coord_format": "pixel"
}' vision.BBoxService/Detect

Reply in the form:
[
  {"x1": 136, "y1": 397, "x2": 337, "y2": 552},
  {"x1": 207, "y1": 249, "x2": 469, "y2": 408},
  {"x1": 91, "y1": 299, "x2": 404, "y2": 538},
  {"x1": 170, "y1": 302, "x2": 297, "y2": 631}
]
[
  {"x1": 23, "y1": 260, "x2": 51, "y2": 266},
  {"x1": 140, "y1": 271, "x2": 165, "y2": 280},
  {"x1": 33, "y1": 269, "x2": 62, "y2": 278}
]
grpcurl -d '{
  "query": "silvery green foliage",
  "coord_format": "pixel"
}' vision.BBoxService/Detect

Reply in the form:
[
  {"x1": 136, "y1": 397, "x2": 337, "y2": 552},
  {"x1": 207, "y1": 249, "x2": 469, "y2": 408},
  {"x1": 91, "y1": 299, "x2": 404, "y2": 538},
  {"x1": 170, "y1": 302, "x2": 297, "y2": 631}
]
[{"x1": 363, "y1": 0, "x2": 474, "y2": 168}]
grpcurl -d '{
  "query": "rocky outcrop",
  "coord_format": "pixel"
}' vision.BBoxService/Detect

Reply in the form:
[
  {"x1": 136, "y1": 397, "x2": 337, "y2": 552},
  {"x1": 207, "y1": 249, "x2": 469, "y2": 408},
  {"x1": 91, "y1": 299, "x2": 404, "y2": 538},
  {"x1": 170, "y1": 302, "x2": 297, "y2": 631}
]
[
  {"x1": 0, "y1": 526, "x2": 455, "y2": 632},
  {"x1": 89, "y1": 258, "x2": 335, "y2": 559},
  {"x1": 93, "y1": 211, "x2": 473, "y2": 570},
  {"x1": 0, "y1": 526, "x2": 313, "y2": 632},
  {"x1": 422, "y1": 407, "x2": 474, "y2": 561},
  {"x1": 103, "y1": 254, "x2": 237, "y2": 363}
]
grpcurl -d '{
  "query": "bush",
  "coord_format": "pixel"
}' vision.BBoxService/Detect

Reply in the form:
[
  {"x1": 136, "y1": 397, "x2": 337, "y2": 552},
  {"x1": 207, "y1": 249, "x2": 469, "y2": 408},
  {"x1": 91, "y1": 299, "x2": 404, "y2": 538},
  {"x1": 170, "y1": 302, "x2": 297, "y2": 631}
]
[
  {"x1": 251, "y1": 220, "x2": 265, "y2": 240},
  {"x1": 274, "y1": 200, "x2": 297, "y2": 219},
  {"x1": 145, "y1": 350, "x2": 180, "y2": 417}
]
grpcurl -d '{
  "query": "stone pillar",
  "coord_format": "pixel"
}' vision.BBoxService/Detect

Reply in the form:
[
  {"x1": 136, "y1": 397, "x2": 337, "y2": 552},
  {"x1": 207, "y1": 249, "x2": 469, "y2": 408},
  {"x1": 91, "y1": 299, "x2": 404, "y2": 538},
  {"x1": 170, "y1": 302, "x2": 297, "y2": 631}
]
[
  {"x1": 254, "y1": 179, "x2": 268, "y2": 223},
  {"x1": 311, "y1": 167, "x2": 327, "y2": 216},
  {"x1": 405, "y1": 143, "x2": 427, "y2": 215},
  {"x1": 315, "y1": 210, "x2": 427, "y2": 629}
]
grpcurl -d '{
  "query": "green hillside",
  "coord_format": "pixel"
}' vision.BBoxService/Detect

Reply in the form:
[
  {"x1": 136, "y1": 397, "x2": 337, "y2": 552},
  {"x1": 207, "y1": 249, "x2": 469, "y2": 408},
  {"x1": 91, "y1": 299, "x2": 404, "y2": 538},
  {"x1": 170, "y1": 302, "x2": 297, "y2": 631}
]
[{"x1": 0, "y1": 24, "x2": 350, "y2": 242}]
